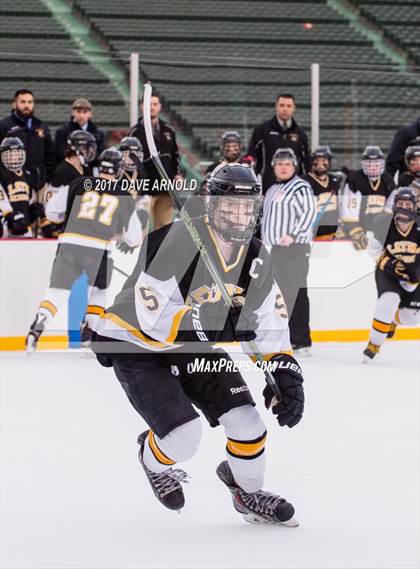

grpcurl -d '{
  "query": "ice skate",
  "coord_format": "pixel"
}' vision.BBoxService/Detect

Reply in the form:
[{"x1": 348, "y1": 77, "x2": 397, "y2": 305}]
[
  {"x1": 292, "y1": 345, "x2": 312, "y2": 357},
  {"x1": 363, "y1": 341, "x2": 380, "y2": 362},
  {"x1": 216, "y1": 461, "x2": 298, "y2": 527},
  {"x1": 137, "y1": 430, "x2": 189, "y2": 512},
  {"x1": 25, "y1": 314, "x2": 47, "y2": 352},
  {"x1": 80, "y1": 320, "x2": 93, "y2": 349}
]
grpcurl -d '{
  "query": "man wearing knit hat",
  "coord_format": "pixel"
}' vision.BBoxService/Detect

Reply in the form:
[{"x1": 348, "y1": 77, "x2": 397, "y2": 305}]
[{"x1": 54, "y1": 98, "x2": 105, "y2": 164}]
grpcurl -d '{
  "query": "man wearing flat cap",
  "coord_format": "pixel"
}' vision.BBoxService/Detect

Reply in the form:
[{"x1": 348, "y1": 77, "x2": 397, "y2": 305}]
[{"x1": 54, "y1": 98, "x2": 105, "y2": 164}]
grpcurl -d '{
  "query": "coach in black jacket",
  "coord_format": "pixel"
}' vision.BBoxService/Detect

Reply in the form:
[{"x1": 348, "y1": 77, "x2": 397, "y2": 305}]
[
  {"x1": 247, "y1": 94, "x2": 309, "y2": 192},
  {"x1": 54, "y1": 98, "x2": 105, "y2": 164},
  {"x1": 129, "y1": 93, "x2": 181, "y2": 229},
  {"x1": 0, "y1": 89, "x2": 55, "y2": 188},
  {"x1": 386, "y1": 117, "x2": 420, "y2": 176}
]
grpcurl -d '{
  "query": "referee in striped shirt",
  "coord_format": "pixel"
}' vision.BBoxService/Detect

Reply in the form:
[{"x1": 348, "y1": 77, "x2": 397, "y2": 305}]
[{"x1": 262, "y1": 148, "x2": 316, "y2": 354}]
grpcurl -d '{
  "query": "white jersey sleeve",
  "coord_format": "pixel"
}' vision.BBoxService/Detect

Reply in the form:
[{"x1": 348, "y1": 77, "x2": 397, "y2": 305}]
[{"x1": 45, "y1": 185, "x2": 69, "y2": 223}]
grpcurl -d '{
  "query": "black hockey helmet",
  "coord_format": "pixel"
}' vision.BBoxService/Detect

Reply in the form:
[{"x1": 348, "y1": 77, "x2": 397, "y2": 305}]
[
  {"x1": 361, "y1": 145, "x2": 385, "y2": 179},
  {"x1": 310, "y1": 145, "x2": 333, "y2": 175},
  {"x1": 222, "y1": 131, "x2": 241, "y2": 146},
  {"x1": 404, "y1": 145, "x2": 420, "y2": 177},
  {"x1": 118, "y1": 136, "x2": 144, "y2": 172},
  {"x1": 67, "y1": 130, "x2": 97, "y2": 165},
  {"x1": 271, "y1": 147, "x2": 298, "y2": 168},
  {"x1": 207, "y1": 163, "x2": 262, "y2": 243},
  {"x1": 393, "y1": 186, "x2": 417, "y2": 222},
  {"x1": 0, "y1": 136, "x2": 26, "y2": 172},
  {"x1": 98, "y1": 147, "x2": 123, "y2": 178}
]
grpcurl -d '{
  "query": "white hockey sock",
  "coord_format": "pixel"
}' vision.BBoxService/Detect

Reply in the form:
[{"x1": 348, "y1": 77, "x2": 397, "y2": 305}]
[
  {"x1": 369, "y1": 292, "x2": 400, "y2": 346},
  {"x1": 37, "y1": 287, "x2": 71, "y2": 325},
  {"x1": 84, "y1": 286, "x2": 107, "y2": 328},
  {"x1": 219, "y1": 405, "x2": 267, "y2": 494},
  {"x1": 143, "y1": 418, "x2": 202, "y2": 474}
]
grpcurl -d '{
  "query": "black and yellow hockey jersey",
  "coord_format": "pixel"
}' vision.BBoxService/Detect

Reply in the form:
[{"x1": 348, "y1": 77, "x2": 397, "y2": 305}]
[
  {"x1": 0, "y1": 166, "x2": 35, "y2": 230},
  {"x1": 372, "y1": 213, "x2": 420, "y2": 282},
  {"x1": 341, "y1": 169, "x2": 395, "y2": 232},
  {"x1": 303, "y1": 172, "x2": 341, "y2": 238},
  {"x1": 94, "y1": 217, "x2": 291, "y2": 355}
]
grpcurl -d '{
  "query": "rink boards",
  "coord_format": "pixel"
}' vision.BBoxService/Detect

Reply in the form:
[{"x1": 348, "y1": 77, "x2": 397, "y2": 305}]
[{"x1": 0, "y1": 238, "x2": 418, "y2": 350}]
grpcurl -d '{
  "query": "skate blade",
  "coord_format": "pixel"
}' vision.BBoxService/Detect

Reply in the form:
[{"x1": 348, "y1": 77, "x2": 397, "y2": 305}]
[
  {"x1": 242, "y1": 513, "x2": 299, "y2": 527},
  {"x1": 362, "y1": 355, "x2": 373, "y2": 364}
]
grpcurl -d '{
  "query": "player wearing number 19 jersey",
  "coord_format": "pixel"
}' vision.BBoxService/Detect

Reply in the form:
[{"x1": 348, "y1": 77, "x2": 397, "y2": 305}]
[{"x1": 25, "y1": 147, "x2": 143, "y2": 351}]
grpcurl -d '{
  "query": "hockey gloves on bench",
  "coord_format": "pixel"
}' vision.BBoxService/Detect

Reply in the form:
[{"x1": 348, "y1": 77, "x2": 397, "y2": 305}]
[{"x1": 263, "y1": 354, "x2": 304, "y2": 428}]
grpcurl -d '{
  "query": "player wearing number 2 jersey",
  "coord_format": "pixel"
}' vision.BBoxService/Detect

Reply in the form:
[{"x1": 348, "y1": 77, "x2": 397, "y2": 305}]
[{"x1": 25, "y1": 147, "x2": 143, "y2": 351}]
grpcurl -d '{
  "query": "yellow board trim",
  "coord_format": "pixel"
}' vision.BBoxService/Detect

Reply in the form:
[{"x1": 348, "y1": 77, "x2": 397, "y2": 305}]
[
  {"x1": 310, "y1": 328, "x2": 420, "y2": 342},
  {"x1": 1, "y1": 328, "x2": 418, "y2": 351},
  {"x1": 0, "y1": 336, "x2": 68, "y2": 351}
]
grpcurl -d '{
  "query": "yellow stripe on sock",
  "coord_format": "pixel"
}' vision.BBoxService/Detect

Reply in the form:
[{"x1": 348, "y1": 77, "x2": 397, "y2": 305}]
[
  {"x1": 148, "y1": 431, "x2": 176, "y2": 466},
  {"x1": 226, "y1": 433, "x2": 267, "y2": 458},
  {"x1": 372, "y1": 319, "x2": 391, "y2": 333},
  {"x1": 39, "y1": 300, "x2": 58, "y2": 316}
]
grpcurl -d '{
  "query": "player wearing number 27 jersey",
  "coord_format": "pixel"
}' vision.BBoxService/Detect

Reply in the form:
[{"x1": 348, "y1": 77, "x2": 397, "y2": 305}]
[{"x1": 25, "y1": 147, "x2": 143, "y2": 351}]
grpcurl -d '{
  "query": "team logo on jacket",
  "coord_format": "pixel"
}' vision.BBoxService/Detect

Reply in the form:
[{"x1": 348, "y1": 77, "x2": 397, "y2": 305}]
[
  {"x1": 164, "y1": 132, "x2": 171, "y2": 140},
  {"x1": 289, "y1": 133, "x2": 299, "y2": 142},
  {"x1": 188, "y1": 283, "x2": 244, "y2": 305},
  {"x1": 35, "y1": 128, "x2": 45, "y2": 138}
]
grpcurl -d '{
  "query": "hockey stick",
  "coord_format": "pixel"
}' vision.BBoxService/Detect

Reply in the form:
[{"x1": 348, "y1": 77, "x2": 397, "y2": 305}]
[
  {"x1": 113, "y1": 265, "x2": 130, "y2": 278},
  {"x1": 143, "y1": 82, "x2": 281, "y2": 400},
  {"x1": 311, "y1": 171, "x2": 347, "y2": 230}
]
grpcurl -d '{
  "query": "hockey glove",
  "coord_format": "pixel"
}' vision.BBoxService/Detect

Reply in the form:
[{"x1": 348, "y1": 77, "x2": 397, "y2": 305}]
[
  {"x1": 382, "y1": 256, "x2": 411, "y2": 281},
  {"x1": 116, "y1": 239, "x2": 137, "y2": 254},
  {"x1": 96, "y1": 353, "x2": 113, "y2": 368},
  {"x1": 5, "y1": 212, "x2": 27, "y2": 236},
  {"x1": 349, "y1": 225, "x2": 367, "y2": 250},
  {"x1": 263, "y1": 354, "x2": 304, "y2": 428},
  {"x1": 40, "y1": 218, "x2": 59, "y2": 238}
]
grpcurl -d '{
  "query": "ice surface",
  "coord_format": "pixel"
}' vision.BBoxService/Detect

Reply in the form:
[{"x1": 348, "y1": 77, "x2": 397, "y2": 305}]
[{"x1": 1, "y1": 342, "x2": 419, "y2": 569}]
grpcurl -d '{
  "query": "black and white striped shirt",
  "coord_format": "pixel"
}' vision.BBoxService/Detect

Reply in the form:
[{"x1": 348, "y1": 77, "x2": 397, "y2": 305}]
[{"x1": 262, "y1": 175, "x2": 317, "y2": 245}]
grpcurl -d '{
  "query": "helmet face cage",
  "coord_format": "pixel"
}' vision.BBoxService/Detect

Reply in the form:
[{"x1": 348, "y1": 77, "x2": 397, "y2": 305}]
[
  {"x1": 119, "y1": 137, "x2": 144, "y2": 173},
  {"x1": 1, "y1": 147, "x2": 26, "y2": 172},
  {"x1": 393, "y1": 188, "x2": 417, "y2": 222},
  {"x1": 310, "y1": 146, "x2": 332, "y2": 175},
  {"x1": 207, "y1": 194, "x2": 262, "y2": 243},
  {"x1": 361, "y1": 158, "x2": 385, "y2": 179}
]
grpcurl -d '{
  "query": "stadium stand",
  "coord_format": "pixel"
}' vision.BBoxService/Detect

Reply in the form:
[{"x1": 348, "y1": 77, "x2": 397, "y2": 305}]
[
  {"x1": 1, "y1": 0, "x2": 419, "y2": 169},
  {"x1": 0, "y1": 2, "x2": 127, "y2": 130},
  {"x1": 73, "y1": 0, "x2": 420, "y2": 167},
  {"x1": 352, "y1": 1, "x2": 420, "y2": 65}
]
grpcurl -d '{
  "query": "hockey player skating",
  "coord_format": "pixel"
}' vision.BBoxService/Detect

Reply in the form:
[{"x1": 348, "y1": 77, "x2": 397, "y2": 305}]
[
  {"x1": 92, "y1": 163, "x2": 304, "y2": 526},
  {"x1": 363, "y1": 187, "x2": 419, "y2": 361},
  {"x1": 25, "y1": 147, "x2": 143, "y2": 351}
]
